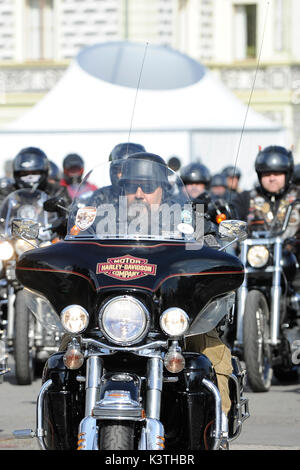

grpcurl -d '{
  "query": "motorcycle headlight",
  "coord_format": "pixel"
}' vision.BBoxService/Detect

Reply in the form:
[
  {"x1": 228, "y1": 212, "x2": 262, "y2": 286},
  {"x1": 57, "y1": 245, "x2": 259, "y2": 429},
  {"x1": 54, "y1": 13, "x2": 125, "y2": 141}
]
[
  {"x1": 99, "y1": 296, "x2": 149, "y2": 345},
  {"x1": 160, "y1": 308, "x2": 189, "y2": 337},
  {"x1": 60, "y1": 305, "x2": 89, "y2": 334},
  {"x1": 0, "y1": 241, "x2": 14, "y2": 260},
  {"x1": 15, "y1": 239, "x2": 34, "y2": 256},
  {"x1": 247, "y1": 245, "x2": 269, "y2": 268}
]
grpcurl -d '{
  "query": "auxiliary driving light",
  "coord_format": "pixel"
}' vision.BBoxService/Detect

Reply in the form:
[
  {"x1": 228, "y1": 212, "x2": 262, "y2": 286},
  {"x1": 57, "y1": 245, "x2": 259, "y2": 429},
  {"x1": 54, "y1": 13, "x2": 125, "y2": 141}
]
[
  {"x1": 160, "y1": 308, "x2": 189, "y2": 337},
  {"x1": 60, "y1": 305, "x2": 89, "y2": 334}
]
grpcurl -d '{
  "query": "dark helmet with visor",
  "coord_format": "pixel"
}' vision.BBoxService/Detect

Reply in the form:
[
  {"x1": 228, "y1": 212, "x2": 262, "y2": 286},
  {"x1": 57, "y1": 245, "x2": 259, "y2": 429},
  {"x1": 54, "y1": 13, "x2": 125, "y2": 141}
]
[
  {"x1": 109, "y1": 142, "x2": 146, "y2": 189},
  {"x1": 13, "y1": 147, "x2": 49, "y2": 189},
  {"x1": 255, "y1": 145, "x2": 294, "y2": 195},
  {"x1": 180, "y1": 162, "x2": 211, "y2": 187},
  {"x1": 119, "y1": 152, "x2": 171, "y2": 196}
]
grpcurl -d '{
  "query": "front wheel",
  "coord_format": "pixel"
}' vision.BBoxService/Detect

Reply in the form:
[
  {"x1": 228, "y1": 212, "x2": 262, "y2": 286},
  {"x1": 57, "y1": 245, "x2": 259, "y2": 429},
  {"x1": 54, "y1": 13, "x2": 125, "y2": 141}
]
[
  {"x1": 14, "y1": 290, "x2": 36, "y2": 385},
  {"x1": 243, "y1": 290, "x2": 273, "y2": 392},
  {"x1": 99, "y1": 421, "x2": 135, "y2": 450}
]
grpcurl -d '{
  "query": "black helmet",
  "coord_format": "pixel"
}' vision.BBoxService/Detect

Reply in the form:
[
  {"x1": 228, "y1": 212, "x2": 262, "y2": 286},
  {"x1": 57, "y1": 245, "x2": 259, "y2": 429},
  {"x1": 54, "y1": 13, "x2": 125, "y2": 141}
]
[
  {"x1": 210, "y1": 173, "x2": 227, "y2": 188},
  {"x1": 119, "y1": 152, "x2": 170, "y2": 193},
  {"x1": 49, "y1": 161, "x2": 61, "y2": 183},
  {"x1": 13, "y1": 147, "x2": 49, "y2": 189},
  {"x1": 293, "y1": 163, "x2": 300, "y2": 185},
  {"x1": 109, "y1": 142, "x2": 146, "y2": 189},
  {"x1": 63, "y1": 153, "x2": 84, "y2": 184},
  {"x1": 180, "y1": 162, "x2": 211, "y2": 187},
  {"x1": 255, "y1": 145, "x2": 294, "y2": 194},
  {"x1": 222, "y1": 165, "x2": 241, "y2": 179}
]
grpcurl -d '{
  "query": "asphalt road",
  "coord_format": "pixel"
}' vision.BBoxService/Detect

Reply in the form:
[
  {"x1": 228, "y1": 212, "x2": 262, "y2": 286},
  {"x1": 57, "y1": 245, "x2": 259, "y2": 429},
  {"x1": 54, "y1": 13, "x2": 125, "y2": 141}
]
[{"x1": 0, "y1": 355, "x2": 299, "y2": 451}]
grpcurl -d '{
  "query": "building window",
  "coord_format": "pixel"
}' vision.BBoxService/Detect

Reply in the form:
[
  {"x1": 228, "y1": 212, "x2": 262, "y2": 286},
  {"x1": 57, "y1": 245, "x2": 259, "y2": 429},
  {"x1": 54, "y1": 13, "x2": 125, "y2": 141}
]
[
  {"x1": 25, "y1": 0, "x2": 54, "y2": 60},
  {"x1": 234, "y1": 4, "x2": 257, "y2": 60}
]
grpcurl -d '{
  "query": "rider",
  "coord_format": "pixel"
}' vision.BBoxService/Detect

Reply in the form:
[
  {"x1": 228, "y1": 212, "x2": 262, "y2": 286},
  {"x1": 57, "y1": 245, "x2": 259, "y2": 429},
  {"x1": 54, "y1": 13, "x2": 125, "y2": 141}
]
[
  {"x1": 119, "y1": 152, "x2": 233, "y2": 423},
  {"x1": 222, "y1": 165, "x2": 242, "y2": 194},
  {"x1": 210, "y1": 173, "x2": 228, "y2": 199},
  {"x1": 232, "y1": 145, "x2": 299, "y2": 238},
  {"x1": 0, "y1": 147, "x2": 68, "y2": 203},
  {"x1": 180, "y1": 162, "x2": 211, "y2": 202},
  {"x1": 60, "y1": 153, "x2": 98, "y2": 200}
]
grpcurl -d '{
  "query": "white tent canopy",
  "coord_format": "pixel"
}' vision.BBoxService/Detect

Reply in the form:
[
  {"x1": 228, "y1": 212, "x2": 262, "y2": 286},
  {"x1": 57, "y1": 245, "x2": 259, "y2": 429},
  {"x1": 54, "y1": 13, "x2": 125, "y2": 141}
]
[{"x1": 0, "y1": 41, "x2": 285, "y2": 189}]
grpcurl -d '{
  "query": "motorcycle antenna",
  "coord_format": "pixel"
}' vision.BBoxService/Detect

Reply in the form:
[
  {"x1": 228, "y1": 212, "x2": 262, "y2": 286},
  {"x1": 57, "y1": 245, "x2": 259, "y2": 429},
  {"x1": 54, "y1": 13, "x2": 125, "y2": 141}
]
[
  {"x1": 229, "y1": 0, "x2": 270, "y2": 203},
  {"x1": 126, "y1": 42, "x2": 149, "y2": 154}
]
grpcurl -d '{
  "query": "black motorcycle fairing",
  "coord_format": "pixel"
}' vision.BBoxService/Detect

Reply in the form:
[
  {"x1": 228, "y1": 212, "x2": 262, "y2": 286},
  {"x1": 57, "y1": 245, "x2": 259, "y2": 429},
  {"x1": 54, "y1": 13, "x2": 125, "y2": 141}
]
[
  {"x1": 16, "y1": 239, "x2": 244, "y2": 330},
  {"x1": 42, "y1": 352, "x2": 85, "y2": 450}
]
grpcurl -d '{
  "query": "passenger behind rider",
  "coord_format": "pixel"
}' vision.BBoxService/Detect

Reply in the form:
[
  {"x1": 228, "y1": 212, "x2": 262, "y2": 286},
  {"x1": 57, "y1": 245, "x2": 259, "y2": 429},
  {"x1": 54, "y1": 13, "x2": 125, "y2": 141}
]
[
  {"x1": 119, "y1": 153, "x2": 233, "y2": 430},
  {"x1": 60, "y1": 153, "x2": 98, "y2": 200},
  {"x1": 89, "y1": 142, "x2": 146, "y2": 207}
]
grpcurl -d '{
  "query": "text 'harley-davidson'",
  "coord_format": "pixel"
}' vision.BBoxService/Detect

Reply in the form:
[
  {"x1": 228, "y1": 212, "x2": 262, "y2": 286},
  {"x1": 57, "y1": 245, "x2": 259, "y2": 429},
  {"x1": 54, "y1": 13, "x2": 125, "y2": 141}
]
[{"x1": 13, "y1": 158, "x2": 249, "y2": 450}]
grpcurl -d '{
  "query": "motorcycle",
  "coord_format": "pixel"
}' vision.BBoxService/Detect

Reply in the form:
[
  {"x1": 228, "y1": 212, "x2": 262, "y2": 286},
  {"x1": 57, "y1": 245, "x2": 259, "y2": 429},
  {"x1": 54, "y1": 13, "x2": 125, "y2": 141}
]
[
  {"x1": 0, "y1": 188, "x2": 63, "y2": 385},
  {"x1": 229, "y1": 199, "x2": 300, "y2": 392},
  {"x1": 13, "y1": 160, "x2": 249, "y2": 450}
]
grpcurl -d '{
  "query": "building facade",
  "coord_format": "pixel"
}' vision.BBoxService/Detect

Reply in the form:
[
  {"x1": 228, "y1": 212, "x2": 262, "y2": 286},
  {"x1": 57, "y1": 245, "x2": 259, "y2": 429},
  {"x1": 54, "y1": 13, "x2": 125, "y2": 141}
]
[{"x1": 0, "y1": 0, "x2": 299, "y2": 158}]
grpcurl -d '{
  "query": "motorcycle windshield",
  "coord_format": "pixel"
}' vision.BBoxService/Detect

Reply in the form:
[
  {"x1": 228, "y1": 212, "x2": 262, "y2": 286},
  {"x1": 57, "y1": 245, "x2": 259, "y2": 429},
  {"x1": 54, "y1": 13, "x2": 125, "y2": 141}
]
[
  {"x1": 66, "y1": 159, "x2": 199, "y2": 242},
  {"x1": 0, "y1": 189, "x2": 51, "y2": 239}
]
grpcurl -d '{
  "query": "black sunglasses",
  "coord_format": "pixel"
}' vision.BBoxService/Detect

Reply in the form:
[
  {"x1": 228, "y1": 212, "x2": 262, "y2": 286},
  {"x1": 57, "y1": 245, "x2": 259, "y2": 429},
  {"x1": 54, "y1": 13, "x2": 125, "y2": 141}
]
[{"x1": 121, "y1": 181, "x2": 160, "y2": 194}]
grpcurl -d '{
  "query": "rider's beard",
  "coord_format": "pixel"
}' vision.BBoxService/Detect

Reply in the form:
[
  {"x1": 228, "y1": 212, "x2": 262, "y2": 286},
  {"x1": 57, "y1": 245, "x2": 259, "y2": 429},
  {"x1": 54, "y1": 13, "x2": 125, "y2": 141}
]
[{"x1": 127, "y1": 201, "x2": 150, "y2": 234}]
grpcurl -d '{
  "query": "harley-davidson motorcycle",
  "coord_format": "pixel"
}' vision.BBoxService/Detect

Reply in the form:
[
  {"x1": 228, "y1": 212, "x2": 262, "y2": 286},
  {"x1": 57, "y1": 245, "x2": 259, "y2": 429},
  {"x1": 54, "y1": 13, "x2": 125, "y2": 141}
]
[
  {"x1": 228, "y1": 199, "x2": 300, "y2": 392},
  {"x1": 13, "y1": 158, "x2": 249, "y2": 450},
  {"x1": 0, "y1": 188, "x2": 63, "y2": 385}
]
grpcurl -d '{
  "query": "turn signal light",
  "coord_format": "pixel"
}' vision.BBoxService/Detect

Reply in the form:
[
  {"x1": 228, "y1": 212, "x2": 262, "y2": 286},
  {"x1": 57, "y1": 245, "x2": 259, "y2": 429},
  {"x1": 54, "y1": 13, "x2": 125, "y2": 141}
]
[
  {"x1": 164, "y1": 350, "x2": 185, "y2": 373},
  {"x1": 216, "y1": 213, "x2": 227, "y2": 224},
  {"x1": 63, "y1": 344, "x2": 84, "y2": 370}
]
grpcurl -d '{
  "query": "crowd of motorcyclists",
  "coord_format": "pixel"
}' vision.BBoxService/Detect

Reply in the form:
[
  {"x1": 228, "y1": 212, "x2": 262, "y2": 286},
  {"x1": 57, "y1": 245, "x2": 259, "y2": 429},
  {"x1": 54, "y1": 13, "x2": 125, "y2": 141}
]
[{"x1": 0, "y1": 141, "x2": 299, "y2": 450}]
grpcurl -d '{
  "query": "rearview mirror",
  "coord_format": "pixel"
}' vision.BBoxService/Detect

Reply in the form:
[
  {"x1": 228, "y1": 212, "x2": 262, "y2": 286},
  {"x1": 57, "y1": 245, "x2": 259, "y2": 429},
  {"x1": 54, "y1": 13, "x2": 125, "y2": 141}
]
[
  {"x1": 219, "y1": 220, "x2": 248, "y2": 242},
  {"x1": 11, "y1": 218, "x2": 40, "y2": 240}
]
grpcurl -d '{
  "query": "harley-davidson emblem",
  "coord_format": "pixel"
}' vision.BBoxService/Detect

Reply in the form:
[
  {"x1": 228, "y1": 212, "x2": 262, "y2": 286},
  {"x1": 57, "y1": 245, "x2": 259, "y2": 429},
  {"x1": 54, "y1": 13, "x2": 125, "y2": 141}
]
[{"x1": 96, "y1": 255, "x2": 157, "y2": 280}]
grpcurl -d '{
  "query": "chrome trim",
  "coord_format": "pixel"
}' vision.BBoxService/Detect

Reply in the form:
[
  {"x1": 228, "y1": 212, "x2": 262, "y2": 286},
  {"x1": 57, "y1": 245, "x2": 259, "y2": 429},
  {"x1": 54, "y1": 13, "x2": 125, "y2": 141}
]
[
  {"x1": 92, "y1": 390, "x2": 144, "y2": 421},
  {"x1": 82, "y1": 337, "x2": 168, "y2": 353},
  {"x1": 202, "y1": 378, "x2": 222, "y2": 450},
  {"x1": 36, "y1": 379, "x2": 53, "y2": 450},
  {"x1": 270, "y1": 237, "x2": 282, "y2": 345},
  {"x1": 228, "y1": 373, "x2": 250, "y2": 442},
  {"x1": 77, "y1": 416, "x2": 98, "y2": 450},
  {"x1": 85, "y1": 356, "x2": 102, "y2": 416},
  {"x1": 146, "y1": 357, "x2": 163, "y2": 420},
  {"x1": 145, "y1": 418, "x2": 165, "y2": 450}
]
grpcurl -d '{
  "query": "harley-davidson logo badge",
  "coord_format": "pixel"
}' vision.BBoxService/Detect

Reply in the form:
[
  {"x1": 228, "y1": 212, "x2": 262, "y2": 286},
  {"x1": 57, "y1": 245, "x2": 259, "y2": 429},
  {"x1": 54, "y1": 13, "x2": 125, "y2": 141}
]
[{"x1": 96, "y1": 255, "x2": 157, "y2": 280}]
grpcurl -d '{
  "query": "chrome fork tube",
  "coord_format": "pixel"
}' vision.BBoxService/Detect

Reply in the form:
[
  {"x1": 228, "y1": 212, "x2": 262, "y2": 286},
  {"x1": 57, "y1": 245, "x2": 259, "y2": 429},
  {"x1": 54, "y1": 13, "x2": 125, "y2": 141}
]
[
  {"x1": 7, "y1": 285, "x2": 15, "y2": 341},
  {"x1": 85, "y1": 355, "x2": 102, "y2": 416},
  {"x1": 270, "y1": 237, "x2": 282, "y2": 346},
  {"x1": 146, "y1": 356, "x2": 163, "y2": 419},
  {"x1": 236, "y1": 241, "x2": 248, "y2": 346}
]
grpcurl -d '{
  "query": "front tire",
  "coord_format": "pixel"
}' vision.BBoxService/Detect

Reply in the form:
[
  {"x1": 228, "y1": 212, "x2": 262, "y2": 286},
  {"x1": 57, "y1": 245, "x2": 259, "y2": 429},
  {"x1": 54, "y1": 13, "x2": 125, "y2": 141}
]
[
  {"x1": 14, "y1": 290, "x2": 36, "y2": 385},
  {"x1": 99, "y1": 421, "x2": 135, "y2": 450},
  {"x1": 243, "y1": 290, "x2": 273, "y2": 392}
]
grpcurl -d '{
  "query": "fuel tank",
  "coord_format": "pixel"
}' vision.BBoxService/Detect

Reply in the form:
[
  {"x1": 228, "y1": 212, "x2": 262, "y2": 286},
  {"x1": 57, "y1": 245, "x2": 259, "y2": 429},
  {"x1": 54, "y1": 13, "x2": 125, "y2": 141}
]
[{"x1": 16, "y1": 239, "x2": 244, "y2": 323}]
